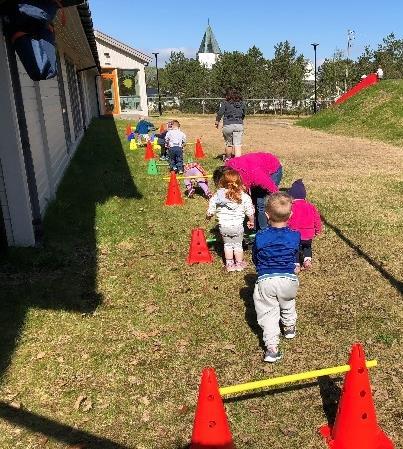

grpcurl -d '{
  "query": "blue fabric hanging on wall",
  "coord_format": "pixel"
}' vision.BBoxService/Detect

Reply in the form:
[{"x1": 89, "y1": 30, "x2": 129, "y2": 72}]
[{"x1": 1, "y1": 0, "x2": 85, "y2": 81}]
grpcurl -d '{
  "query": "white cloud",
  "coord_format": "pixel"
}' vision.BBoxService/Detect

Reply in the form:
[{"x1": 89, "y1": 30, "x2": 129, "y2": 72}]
[{"x1": 144, "y1": 47, "x2": 198, "y2": 65}]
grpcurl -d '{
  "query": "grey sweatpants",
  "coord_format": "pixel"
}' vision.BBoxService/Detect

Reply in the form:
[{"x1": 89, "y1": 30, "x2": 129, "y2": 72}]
[{"x1": 253, "y1": 276, "x2": 299, "y2": 348}]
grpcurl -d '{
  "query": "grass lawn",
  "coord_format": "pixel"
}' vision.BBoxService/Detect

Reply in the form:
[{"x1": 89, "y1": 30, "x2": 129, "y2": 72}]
[
  {"x1": 298, "y1": 79, "x2": 403, "y2": 147},
  {"x1": 0, "y1": 116, "x2": 402, "y2": 449}
]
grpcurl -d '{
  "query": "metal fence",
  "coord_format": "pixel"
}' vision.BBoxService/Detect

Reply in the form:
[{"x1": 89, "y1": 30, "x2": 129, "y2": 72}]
[{"x1": 147, "y1": 96, "x2": 334, "y2": 115}]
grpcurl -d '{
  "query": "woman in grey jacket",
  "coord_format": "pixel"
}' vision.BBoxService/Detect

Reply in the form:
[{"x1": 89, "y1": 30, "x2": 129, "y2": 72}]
[{"x1": 215, "y1": 88, "x2": 246, "y2": 160}]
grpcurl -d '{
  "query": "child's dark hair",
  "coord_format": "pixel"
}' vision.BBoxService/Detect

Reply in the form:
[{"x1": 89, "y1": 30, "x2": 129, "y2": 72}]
[
  {"x1": 213, "y1": 166, "x2": 231, "y2": 186},
  {"x1": 172, "y1": 119, "x2": 180, "y2": 127},
  {"x1": 225, "y1": 88, "x2": 242, "y2": 102},
  {"x1": 218, "y1": 169, "x2": 244, "y2": 204}
]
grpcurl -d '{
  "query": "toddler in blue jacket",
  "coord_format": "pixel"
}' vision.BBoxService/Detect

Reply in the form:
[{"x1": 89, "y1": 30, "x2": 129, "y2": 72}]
[{"x1": 252, "y1": 192, "x2": 300, "y2": 363}]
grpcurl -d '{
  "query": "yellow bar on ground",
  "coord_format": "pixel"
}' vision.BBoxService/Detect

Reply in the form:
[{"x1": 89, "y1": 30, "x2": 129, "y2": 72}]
[
  {"x1": 162, "y1": 174, "x2": 213, "y2": 180},
  {"x1": 219, "y1": 359, "x2": 377, "y2": 396}
]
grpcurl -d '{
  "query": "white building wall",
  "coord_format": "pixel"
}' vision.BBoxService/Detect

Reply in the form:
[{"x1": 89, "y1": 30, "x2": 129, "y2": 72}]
[
  {"x1": 86, "y1": 70, "x2": 100, "y2": 119},
  {"x1": 0, "y1": 29, "x2": 35, "y2": 246},
  {"x1": 17, "y1": 59, "x2": 52, "y2": 214},
  {"x1": 96, "y1": 39, "x2": 148, "y2": 115},
  {"x1": 198, "y1": 52, "x2": 219, "y2": 69},
  {"x1": 0, "y1": 8, "x2": 99, "y2": 246}
]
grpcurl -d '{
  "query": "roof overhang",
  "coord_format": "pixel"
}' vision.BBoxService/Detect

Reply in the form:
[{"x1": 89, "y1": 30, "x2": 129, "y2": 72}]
[{"x1": 94, "y1": 29, "x2": 152, "y2": 64}]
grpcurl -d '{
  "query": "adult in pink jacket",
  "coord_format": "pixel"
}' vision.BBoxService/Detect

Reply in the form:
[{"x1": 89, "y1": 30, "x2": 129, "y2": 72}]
[{"x1": 213, "y1": 152, "x2": 283, "y2": 230}]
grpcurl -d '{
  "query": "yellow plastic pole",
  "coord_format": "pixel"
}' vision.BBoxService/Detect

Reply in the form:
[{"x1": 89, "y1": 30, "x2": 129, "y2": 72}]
[
  {"x1": 219, "y1": 359, "x2": 377, "y2": 396},
  {"x1": 162, "y1": 174, "x2": 213, "y2": 180}
]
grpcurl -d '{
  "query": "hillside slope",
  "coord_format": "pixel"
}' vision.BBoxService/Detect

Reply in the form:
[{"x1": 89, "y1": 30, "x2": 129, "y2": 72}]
[{"x1": 298, "y1": 80, "x2": 403, "y2": 146}]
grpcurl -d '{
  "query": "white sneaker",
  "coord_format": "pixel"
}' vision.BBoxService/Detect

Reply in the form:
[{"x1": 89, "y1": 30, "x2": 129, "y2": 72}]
[
  {"x1": 264, "y1": 347, "x2": 282, "y2": 363},
  {"x1": 283, "y1": 325, "x2": 296, "y2": 339}
]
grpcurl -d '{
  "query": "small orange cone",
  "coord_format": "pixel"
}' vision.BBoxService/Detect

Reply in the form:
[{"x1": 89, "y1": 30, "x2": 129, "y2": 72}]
[
  {"x1": 190, "y1": 368, "x2": 235, "y2": 449},
  {"x1": 144, "y1": 141, "x2": 156, "y2": 160},
  {"x1": 320, "y1": 343, "x2": 394, "y2": 449},
  {"x1": 165, "y1": 172, "x2": 184, "y2": 206},
  {"x1": 125, "y1": 124, "x2": 132, "y2": 136},
  {"x1": 195, "y1": 138, "x2": 205, "y2": 159},
  {"x1": 187, "y1": 228, "x2": 213, "y2": 265}
]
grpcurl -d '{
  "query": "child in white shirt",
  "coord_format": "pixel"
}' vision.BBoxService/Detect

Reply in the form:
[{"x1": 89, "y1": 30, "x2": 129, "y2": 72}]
[
  {"x1": 165, "y1": 120, "x2": 186, "y2": 174},
  {"x1": 207, "y1": 169, "x2": 255, "y2": 272}
]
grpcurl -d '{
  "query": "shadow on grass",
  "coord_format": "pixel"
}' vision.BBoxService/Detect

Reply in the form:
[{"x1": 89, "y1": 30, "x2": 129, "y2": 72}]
[
  {"x1": 0, "y1": 402, "x2": 131, "y2": 449},
  {"x1": 323, "y1": 217, "x2": 403, "y2": 296},
  {"x1": 318, "y1": 375, "x2": 341, "y2": 426},
  {"x1": 223, "y1": 376, "x2": 343, "y2": 425},
  {"x1": 239, "y1": 273, "x2": 265, "y2": 350},
  {"x1": 0, "y1": 118, "x2": 141, "y2": 446}
]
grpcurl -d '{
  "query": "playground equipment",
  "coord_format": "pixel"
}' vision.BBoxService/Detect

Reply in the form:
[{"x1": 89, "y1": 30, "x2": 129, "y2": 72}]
[
  {"x1": 125, "y1": 124, "x2": 132, "y2": 136},
  {"x1": 187, "y1": 228, "x2": 213, "y2": 265},
  {"x1": 162, "y1": 174, "x2": 212, "y2": 181},
  {"x1": 189, "y1": 344, "x2": 394, "y2": 449},
  {"x1": 194, "y1": 138, "x2": 205, "y2": 159},
  {"x1": 219, "y1": 359, "x2": 377, "y2": 396},
  {"x1": 144, "y1": 141, "x2": 156, "y2": 160},
  {"x1": 190, "y1": 368, "x2": 234, "y2": 449},
  {"x1": 320, "y1": 344, "x2": 393, "y2": 449},
  {"x1": 165, "y1": 172, "x2": 184, "y2": 206},
  {"x1": 147, "y1": 159, "x2": 158, "y2": 175},
  {"x1": 335, "y1": 73, "x2": 378, "y2": 105}
]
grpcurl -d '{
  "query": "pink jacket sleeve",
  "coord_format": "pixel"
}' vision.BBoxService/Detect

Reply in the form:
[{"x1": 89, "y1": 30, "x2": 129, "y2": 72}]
[
  {"x1": 312, "y1": 204, "x2": 323, "y2": 235},
  {"x1": 253, "y1": 168, "x2": 279, "y2": 193}
]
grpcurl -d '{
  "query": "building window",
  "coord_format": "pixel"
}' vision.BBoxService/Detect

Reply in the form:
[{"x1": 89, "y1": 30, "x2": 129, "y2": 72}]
[
  {"x1": 104, "y1": 52, "x2": 110, "y2": 58},
  {"x1": 117, "y1": 69, "x2": 141, "y2": 112},
  {"x1": 65, "y1": 58, "x2": 83, "y2": 139}
]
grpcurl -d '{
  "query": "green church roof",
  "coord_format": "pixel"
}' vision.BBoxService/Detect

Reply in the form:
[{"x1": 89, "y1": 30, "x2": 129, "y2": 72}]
[{"x1": 198, "y1": 24, "x2": 221, "y2": 54}]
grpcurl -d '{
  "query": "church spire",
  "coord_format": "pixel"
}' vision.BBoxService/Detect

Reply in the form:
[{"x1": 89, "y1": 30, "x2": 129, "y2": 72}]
[{"x1": 198, "y1": 21, "x2": 221, "y2": 54}]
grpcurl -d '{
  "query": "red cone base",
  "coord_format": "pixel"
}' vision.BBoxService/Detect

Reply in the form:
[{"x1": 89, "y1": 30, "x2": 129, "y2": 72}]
[
  {"x1": 195, "y1": 138, "x2": 205, "y2": 159},
  {"x1": 144, "y1": 141, "x2": 156, "y2": 160},
  {"x1": 320, "y1": 343, "x2": 394, "y2": 449},
  {"x1": 190, "y1": 368, "x2": 235, "y2": 449},
  {"x1": 165, "y1": 172, "x2": 184, "y2": 206},
  {"x1": 187, "y1": 228, "x2": 213, "y2": 265}
]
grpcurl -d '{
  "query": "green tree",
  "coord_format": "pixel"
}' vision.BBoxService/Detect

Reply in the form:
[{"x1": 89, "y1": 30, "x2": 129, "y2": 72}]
[
  {"x1": 162, "y1": 51, "x2": 210, "y2": 98},
  {"x1": 373, "y1": 33, "x2": 403, "y2": 79},
  {"x1": 318, "y1": 50, "x2": 353, "y2": 98},
  {"x1": 270, "y1": 41, "x2": 307, "y2": 100}
]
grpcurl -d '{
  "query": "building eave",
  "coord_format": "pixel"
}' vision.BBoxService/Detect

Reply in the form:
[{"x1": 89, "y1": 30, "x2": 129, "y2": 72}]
[
  {"x1": 94, "y1": 29, "x2": 152, "y2": 64},
  {"x1": 76, "y1": 1, "x2": 101, "y2": 71}
]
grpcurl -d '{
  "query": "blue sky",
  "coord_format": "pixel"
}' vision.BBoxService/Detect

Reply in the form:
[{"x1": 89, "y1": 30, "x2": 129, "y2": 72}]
[{"x1": 90, "y1": 0, "x2": 402, "y2": 65}]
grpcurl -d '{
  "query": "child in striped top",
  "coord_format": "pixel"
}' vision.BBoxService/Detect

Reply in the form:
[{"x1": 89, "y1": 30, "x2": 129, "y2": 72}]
[{"x1": 206, "y1": 169, "x2": 255, "y2": 272}]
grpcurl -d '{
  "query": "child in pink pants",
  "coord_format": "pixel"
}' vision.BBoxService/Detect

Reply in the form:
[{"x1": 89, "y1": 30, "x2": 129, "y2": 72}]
[{"x1": 183, "y1": 162, "x2": 211, "y2": 199}]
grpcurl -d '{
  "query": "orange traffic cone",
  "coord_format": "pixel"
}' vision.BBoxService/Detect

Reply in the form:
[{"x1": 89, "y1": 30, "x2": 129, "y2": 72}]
[
  {"x1": 320, "y1": 343, "x2": 394, "y2": 449},
  {"x1": 187, "y1": 228, "x2": 213, "y2": 265},
  {"x1": 165, "y1": 172, "x2": 184, "y2": 206},
  {"x1": 190, "y1": 368, "x2": 235, "y2": 449},
  {"x1": 144, "y1": 141, "x2": 156, "y2": 160},
  {"x1": 125, "y1": 124, "x2": 132, "y2": 136},
  {"x1": 195, "y1": 138, "x2": 205, "y2": 159}
]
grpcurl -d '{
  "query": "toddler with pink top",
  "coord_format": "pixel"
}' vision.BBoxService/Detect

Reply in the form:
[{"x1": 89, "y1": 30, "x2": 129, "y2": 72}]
[{"x1": 287, "y1": 179, "x2": 322, "y2": 269}]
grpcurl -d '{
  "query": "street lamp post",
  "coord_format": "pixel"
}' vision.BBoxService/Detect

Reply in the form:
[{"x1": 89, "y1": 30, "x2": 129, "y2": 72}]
[
  {"x1": 152, "y1": 52, "x2": 162, "y2": 116},
  {"x1": 311, "y1": 43, "x2": 319, "y2": 114}
]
